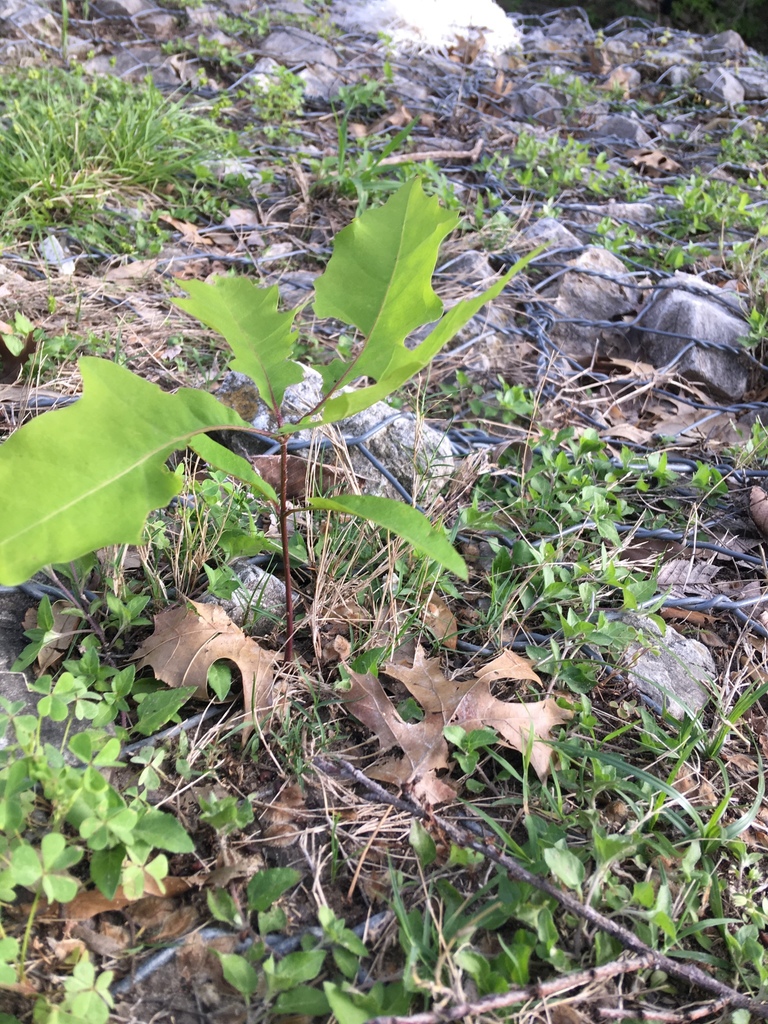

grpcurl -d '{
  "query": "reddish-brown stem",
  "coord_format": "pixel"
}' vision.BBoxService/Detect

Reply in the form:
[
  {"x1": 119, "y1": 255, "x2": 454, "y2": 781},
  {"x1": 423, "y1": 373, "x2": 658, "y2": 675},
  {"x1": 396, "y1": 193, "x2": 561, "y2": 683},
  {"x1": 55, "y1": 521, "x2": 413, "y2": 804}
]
[{"x1": 277, "y1": 429, "x2": 295, "y2": 662}]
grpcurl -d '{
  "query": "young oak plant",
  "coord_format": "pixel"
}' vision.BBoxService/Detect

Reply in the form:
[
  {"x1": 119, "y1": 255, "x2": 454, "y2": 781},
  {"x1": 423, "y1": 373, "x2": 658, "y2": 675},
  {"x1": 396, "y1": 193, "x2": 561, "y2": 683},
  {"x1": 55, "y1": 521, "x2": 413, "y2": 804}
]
[{"x1": 0, "y1": 181, "x2": 531, "y2": 657}]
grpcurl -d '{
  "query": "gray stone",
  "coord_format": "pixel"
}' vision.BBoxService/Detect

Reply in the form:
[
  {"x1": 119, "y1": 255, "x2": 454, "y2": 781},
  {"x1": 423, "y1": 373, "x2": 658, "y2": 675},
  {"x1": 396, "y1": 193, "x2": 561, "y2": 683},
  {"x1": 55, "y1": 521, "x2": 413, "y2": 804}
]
[
  {"x1": 602, "y1": 40, "x2": 635, "y2": 64},
  {"x1": 260, "y1": 27, "x2": 338, "y2": 69},
  {"x1": 619, "y1": 613, "x2": 712, "y2": 720},
  {"x1": 547, "y1": 246, "x2": 646, "y2": 362},
  {"x1": 203, "y1": 562, "x2": 293, "y2": 636},
  {"x1": 703, "y1": 30, "x2": 746, "y2": 58},
  {"x1": 300, "y1": 62, "x2": 345, "y2": 103},
  {"x1": 543, "y1": 11, "x2": 593, "y2": 42},
  {"x1": 611, "y1": 65, "x2": 641, "y2": 92},
  {"x1": 734, "y1": 67, "x2": 768, "y2": 101},
  {"x1": 659, "y1": 65, "x2": 692, "y2": 88},
  {"x1": 568, "y1": 200, "x2": 661, "y2": 228},
  {"x1": 184, "y1": 4, "x2": 219, "y2": 28},
  {"x1": 0, "y1": 0, "x2": 58, "y2": 42},
  {"x1": 136, "y1": 10, "x2": 178, "y2": 40},
  {"x1": 695, "y1": 68, "x2": 745, "y2": 106},
  {"x1": 391, "y1": 73, "x2": 430, "y2": 105},
  {"x1": 632, "y1": 273, "x2": 750, "y2": 399},
  {"x1": 508, "y1": 84, "x2": 565, "y2": 127},
  {"x1": 82, "y1": 45, "x2": 180, "y2": 87},
  {"x1": 521, "y1": 217, "x2": 582, "y2": 251},
  {"x1": 592, "y1": 113, "x2": 652, "y2": 147},
  {"x1": 216, "y1": 367, "x2": 454, "y2": 502},
  {"x1": 441, "y1": 251, "x2": 498, "y2": 286},
  {"x1": 92, "y1": 0, "x2": 146, "y2": 16}
]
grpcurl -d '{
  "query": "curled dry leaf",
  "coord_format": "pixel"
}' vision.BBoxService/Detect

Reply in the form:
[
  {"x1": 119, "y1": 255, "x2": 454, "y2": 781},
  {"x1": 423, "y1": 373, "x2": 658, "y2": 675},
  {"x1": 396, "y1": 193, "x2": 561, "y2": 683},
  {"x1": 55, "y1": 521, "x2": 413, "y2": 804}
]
[
  {"x1": 424, "y1": 595, "x2": 458, "y2": 650},
  {"x1": 343, "y1": 644, "x2": 572, "y2": 804},
  {"x1": 260, "y1": 782, "x2": 307, "y2": 847},
  {"x1": 626, "y1": 148, "x2": 682, "y2": 177},
  {"x1": 23, "y1": 599, "x2": 83, "y2": 674},
  {"x1": 132, "y1": 600, "x2": 276, "y2": 741},
  {"x1": 750, "y1": 486, "x2": 768, "y2": 540}
]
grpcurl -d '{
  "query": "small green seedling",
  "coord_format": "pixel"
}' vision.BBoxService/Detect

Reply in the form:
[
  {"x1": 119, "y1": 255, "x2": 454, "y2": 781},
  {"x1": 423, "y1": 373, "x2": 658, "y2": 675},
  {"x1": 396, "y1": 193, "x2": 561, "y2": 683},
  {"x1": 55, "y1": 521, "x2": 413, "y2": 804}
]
[{"x1": 0, "y1": 180, "x2": 533, "y2": 659}]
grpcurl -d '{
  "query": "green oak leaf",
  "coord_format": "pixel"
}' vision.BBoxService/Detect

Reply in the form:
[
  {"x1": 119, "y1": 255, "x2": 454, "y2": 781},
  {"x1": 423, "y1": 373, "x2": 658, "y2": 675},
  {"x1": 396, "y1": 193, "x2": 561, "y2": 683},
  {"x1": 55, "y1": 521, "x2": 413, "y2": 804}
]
[
  {"x1": 173, "y1": 277, "x2": 304, "y2": 414},
  {"x1": 0, "y1": 357, "x2": 273, "y2": 585},
  {"x1": 312, "y1": 178, "x2": 457, "y2": 395}
]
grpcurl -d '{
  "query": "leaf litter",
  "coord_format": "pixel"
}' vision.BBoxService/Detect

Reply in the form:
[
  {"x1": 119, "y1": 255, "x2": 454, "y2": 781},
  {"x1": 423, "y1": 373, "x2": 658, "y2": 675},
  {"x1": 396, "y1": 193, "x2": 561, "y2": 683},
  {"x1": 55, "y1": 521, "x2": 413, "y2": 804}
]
[
  {"x1": 345, "y1": 645, "x2": 572, "y2": 803},
  {"x1": 132, "y1": 599, "x2": 276, "y2": 740}
]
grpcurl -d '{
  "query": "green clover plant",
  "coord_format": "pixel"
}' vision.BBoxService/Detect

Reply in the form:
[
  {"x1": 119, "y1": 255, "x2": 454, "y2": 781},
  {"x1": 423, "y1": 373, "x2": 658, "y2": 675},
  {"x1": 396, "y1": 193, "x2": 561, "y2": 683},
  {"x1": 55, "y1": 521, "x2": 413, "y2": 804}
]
[{"x1": 0, "y1": 180, "x2": 532, "y2": 658}]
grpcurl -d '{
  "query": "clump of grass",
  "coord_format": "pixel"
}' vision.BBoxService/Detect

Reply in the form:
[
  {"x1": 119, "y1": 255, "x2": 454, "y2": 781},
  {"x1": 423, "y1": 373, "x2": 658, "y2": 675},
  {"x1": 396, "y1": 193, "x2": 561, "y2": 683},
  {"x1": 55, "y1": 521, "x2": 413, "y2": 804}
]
[{"x1": 0, "y1": 66, "x2": 245, "y2": 252}]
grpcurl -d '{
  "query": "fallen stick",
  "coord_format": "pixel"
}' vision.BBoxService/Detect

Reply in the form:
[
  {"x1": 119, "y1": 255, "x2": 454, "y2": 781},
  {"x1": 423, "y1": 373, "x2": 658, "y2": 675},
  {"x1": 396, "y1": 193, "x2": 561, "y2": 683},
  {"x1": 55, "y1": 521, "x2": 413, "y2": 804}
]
[
  {"x1": 379, "y1": 138, "x2": 484, "y2": 166},
  {"x1": 314, "y1": 756, "x2": 768, "y2": 1020},
  {"x1": 365, "y1": 953, "x2": 655, "y2": 1024}
]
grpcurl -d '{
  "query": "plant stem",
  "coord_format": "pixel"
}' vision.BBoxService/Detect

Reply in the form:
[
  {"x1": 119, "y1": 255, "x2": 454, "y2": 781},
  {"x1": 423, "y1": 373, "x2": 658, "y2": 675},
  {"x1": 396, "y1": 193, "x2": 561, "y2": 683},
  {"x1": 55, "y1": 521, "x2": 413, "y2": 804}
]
[{"x1": 277, "y1": 430, "x2": 295, "y2": 662}]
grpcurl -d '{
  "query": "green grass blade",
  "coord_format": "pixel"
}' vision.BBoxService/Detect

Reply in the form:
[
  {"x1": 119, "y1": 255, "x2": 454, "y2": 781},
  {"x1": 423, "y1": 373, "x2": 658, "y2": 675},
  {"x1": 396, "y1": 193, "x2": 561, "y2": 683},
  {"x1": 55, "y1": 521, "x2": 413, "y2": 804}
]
[
  {"x1": 173, "y1": 277, "x2": 304, "y2": 413},
  {"x1": 0, "y1": 358, "x2": 268, "y2": 585},
  {"x1": 307, "y1": 495, "x2": 467, "y2": 579}
]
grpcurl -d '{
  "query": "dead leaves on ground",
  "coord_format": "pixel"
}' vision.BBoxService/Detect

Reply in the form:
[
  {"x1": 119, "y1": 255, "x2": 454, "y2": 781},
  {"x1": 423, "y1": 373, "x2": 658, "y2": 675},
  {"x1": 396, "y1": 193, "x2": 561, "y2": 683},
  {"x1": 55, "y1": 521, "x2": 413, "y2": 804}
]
[
  {"x1": 345, "y1": 646, "x2": 572, "y2": 804},
  {"x1": 132, "y1": 600, "x2": 276, "y2": 741},
  {"x1": 132, "y1": 601, "x2": 570, "y2": 804}
]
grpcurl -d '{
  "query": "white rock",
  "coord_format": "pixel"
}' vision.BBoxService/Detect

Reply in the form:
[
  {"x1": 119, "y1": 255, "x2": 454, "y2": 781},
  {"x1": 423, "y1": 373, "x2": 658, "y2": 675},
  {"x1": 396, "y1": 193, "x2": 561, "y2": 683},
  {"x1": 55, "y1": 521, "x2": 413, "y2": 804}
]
[{"x1": 330, "y1": 0, "x2": 521, "y2": 58}]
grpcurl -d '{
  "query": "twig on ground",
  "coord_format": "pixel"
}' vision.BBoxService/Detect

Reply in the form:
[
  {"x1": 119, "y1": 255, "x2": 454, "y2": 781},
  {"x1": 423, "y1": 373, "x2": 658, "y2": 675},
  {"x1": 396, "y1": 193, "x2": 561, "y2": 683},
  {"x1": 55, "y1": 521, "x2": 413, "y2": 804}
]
[
  {"x1": 379, "y1": 139, "x2": 484, "y2": 165},
  {"x1": 599, "y1": 998, "x2": 732, "y2": 1022},
  {"x1": 314, "y1": 756, "x2": 768, "y2": 1020},
  {"x1": 364, "y1": 954, "x2": 655, "y2": 1024}
]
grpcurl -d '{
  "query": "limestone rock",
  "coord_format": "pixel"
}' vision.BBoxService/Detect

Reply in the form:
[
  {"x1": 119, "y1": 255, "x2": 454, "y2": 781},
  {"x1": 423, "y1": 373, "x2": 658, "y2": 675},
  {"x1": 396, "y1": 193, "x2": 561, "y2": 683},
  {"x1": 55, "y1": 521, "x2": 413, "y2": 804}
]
[
  {"x1": 521, "y1": 217, "x2": 582, "y2": 252},
  {"x1": 203, "y1": 561, "x2": 294, "y2": 636},
  {"x1": 632, "y1": 273, "x2": 750, "y2": 399},
  {"x1": 619, "y1": 613, "x2": 712, "y2": 720},
  {"x1": 261, "y1": 27, "x2": 338, "y2": 68},
  {"x1": 592, "y1": 113, "x2": 652, "y2": 147},
  {"x1": 702, "y1": 30, "x2": 746, "y2": 58},
  {"x1": 734, "y1": 67, "x2": 768, "y2": 100},
  {"x1": 216, "y1": 368, "x2": 454, "y2": 503},
  {"x1": 0, "y1": 0, "x2": 58, "y2": 42},
  {"x1": 546, "y1": 246, "x2": 645, "y2": 363},
  {"x1": 695, "y1": 68, "x2": 745, "y2": 105}
]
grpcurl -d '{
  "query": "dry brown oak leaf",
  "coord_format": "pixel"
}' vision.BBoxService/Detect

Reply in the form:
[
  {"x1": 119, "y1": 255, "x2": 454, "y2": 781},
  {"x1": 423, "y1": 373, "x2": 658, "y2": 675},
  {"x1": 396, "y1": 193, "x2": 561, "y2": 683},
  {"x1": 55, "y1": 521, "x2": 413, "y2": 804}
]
[
  {"x1": 344, "y1": 646, "x2": 572, "y2": 804},
  {"x1": 132, "y1": 600, "x2": 276, "y2": 741}
]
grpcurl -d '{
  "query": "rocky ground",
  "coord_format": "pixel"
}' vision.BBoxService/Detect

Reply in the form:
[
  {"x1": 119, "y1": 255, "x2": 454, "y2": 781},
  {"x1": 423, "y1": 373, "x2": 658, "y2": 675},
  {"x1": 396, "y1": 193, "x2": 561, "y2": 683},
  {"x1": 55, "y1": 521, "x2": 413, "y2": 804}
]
[{"x1": 2, "y1": 0, "x2": 768, "y2": 1022}]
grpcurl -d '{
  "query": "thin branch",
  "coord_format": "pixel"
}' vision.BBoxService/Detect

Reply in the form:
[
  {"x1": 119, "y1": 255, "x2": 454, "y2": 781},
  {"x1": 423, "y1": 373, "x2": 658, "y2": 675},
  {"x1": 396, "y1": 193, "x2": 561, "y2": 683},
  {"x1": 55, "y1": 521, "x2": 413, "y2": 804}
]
[
  {"x1": 314, "y1": 756, "x2": 768, "y2": 1020},
  {"x1": 365, "y1": 954, "x2": 655, "y2": 1024},
  {"x1": 379, "y1": 138, "x2": 484, "y2": 166},
  {"x1": 598, "y1": 999, "x2": 732, "y2": 1022}
]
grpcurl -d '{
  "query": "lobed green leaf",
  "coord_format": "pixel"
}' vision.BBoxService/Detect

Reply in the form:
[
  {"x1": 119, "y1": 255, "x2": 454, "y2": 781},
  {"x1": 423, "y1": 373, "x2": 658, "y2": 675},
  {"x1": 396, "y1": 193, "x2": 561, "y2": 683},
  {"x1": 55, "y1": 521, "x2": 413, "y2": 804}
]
[
  {"x1": 0, "y1": 358, "x2": 274, "y2": 586},
  {"x1": 173, "y1": 277, "x2": 304, "y2": 414}
]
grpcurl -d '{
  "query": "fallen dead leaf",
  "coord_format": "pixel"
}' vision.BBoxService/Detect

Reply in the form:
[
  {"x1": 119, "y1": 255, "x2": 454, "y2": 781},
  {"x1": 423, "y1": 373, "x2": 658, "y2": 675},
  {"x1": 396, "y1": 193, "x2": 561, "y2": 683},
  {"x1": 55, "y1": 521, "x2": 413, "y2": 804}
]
[
  {"x1": 22, "y1": 599, "x2": 83, "y2": 674},
  {"x1": 0, "y1": 320, "x2": 38, "y2": 384},
  {"x1": 597, "y1": 66, "x2": 636, "y2": 98},
  {"x1": 344, "y1": 645, "x2": 572, "y2": 804},
  {"x1": 750, "y1": 486, "x2": 768, "y2": 540},
  {"x1": 626, "y1": 148, "x2": 682, "y2": 177},
  {"x1": 104, "y1": 259, "x2": 159, "y2": 282},
  {"x1": 132, "y1": 601, "x2": 276, "y2": 741},
  {"x1": 158, "y1": 214, "x2": 211, "y2": 247},
  {"x1": 424, "y1": 595, "x2": 458, "y2": 650},
  {"x1": 34, "y1": 874, "x2": 195, "y2": 922},
  {"x1": 673, "y1": 769, "x2": 718, "y2": 806},
  {"x1": 249, "y1": 453, "x2": 342, "y2": 498},
  {"x1": 261, "y1": 782, "x2": 307, "y2": 847}
]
